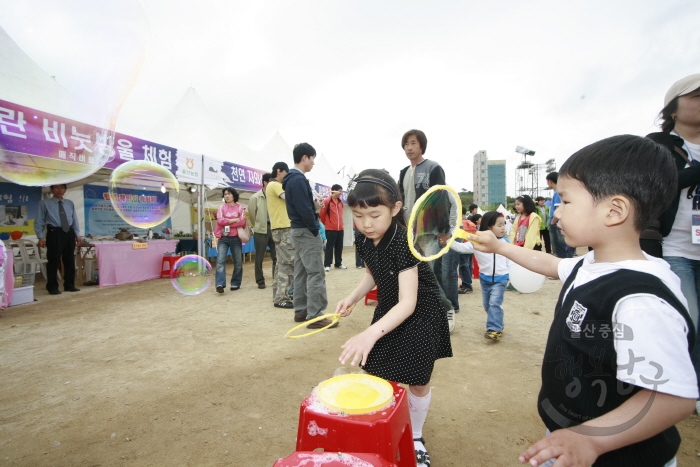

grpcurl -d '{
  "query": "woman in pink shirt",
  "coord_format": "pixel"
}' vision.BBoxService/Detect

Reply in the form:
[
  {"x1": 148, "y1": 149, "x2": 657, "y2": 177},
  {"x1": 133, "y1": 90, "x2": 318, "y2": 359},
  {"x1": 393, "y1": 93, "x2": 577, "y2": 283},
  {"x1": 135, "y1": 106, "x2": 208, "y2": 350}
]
[{"x1": 214, "y1": 188, "x2": 247, "y2": 293}]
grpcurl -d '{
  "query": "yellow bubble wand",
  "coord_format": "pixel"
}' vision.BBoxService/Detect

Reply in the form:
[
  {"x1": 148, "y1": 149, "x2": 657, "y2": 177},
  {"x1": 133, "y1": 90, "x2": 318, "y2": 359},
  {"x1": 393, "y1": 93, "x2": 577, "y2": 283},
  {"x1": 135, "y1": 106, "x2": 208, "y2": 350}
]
[{"x1": 407, "y1": 184, "x2": 478, "y2": 261}]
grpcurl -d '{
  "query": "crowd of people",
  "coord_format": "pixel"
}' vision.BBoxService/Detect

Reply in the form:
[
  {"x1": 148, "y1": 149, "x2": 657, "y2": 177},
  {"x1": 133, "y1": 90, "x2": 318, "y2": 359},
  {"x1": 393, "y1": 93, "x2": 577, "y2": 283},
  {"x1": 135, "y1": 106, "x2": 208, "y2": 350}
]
[{"x1": 182, "y1": 73, "x2": 700, "y2": 467}]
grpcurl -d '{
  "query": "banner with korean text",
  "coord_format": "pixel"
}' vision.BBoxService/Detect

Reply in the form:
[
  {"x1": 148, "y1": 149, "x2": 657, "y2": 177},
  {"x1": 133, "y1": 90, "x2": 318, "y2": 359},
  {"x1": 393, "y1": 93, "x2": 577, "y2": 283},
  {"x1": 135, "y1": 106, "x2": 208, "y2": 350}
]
[
  {"x1": 203, "y1": 155, "x2": 266, "y2": 191},
  {"x1": 83, "y1": 184, "x2": 172, "y2": 237},
  {"x1": 0, "y1": 182, "x2": 42, "y2": 235},
  {"x1": 0, "y1": 99, "x2": 202, "y2": 185}
]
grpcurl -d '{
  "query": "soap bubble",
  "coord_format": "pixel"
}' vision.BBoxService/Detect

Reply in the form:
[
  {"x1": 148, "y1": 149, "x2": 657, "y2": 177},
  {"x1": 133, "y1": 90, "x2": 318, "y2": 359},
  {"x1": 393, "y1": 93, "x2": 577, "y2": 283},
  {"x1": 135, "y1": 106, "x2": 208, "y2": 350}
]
[
  {"x1": 109, "y1": 160, "x2": 179, "y2": 229},
  {"x1": 171, "y1": 255, "x2": 212, "y2": 296},
  {"x1": 0, "y1": 1, "x2": 150, "y2": 186},
  {"x1": 408, "y1": 186, "x2": 461, "y2": 261}
]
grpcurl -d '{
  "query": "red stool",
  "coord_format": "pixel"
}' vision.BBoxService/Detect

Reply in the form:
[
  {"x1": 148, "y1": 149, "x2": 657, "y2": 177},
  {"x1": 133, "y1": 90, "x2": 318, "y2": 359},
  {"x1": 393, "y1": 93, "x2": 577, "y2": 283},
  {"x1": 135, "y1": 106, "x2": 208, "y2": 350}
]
[
  {"x1": 274, "y1": 451, "x2": 397, "y2": 466},
  {"x1": 160, "y1": 255, "x2": 180, "y2": 278},
  {"x1": 295, "y1": 381, "x2": 415, "y2": 467},
  {"x1": 365, "y1": 287, "x2": 378, "y2": 305},
  {"x1": 472, "y1": 256, "x2": 479, "y2": 279}
]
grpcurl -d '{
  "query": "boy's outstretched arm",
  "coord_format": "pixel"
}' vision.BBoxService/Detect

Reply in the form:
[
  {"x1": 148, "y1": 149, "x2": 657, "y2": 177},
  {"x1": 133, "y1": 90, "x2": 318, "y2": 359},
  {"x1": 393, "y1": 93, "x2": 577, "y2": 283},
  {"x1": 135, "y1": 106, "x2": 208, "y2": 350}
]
[
  {"x1": 471, "y1": 230, "x2": 561, "y2": 279},
  {"x1": 520, "y1": 389, "x2": 695, "y2": 467}
]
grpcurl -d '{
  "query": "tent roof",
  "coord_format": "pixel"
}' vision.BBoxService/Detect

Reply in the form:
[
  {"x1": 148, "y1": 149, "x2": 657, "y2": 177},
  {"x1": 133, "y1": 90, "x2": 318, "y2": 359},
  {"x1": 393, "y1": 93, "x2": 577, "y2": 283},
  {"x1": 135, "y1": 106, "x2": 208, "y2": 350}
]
[
  {"x1": 145, "y1": 87, "x2": 258, "y2": 168},
  {"x1": 0, "y1": 25, "x2": 76, "y2": 119},
  {"x1": 257, "y1": 131, "x2": 293, "y2": 172}
]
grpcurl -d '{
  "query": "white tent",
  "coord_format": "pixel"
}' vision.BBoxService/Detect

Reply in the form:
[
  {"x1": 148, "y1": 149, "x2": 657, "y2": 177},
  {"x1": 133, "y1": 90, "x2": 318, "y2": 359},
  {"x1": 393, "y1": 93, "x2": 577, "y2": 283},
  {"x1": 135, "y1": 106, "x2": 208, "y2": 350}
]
[
  {"x1": 257, "y1": 131, "x2": 293, "y2": 173},
  {"x1": 147, "y1": 87, "x2": 258, "y2": 168},
  {"x1": 0, "y1": 26, "x2": 74, "y2": 119}
]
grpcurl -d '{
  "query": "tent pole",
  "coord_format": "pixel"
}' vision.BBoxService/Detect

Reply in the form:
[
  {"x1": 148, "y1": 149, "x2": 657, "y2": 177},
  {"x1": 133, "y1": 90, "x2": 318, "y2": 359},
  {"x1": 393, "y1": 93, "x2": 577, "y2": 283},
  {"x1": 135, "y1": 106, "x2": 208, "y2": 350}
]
[{"x1": 198, "y1": 154, "x2": 205, "y2": 259}]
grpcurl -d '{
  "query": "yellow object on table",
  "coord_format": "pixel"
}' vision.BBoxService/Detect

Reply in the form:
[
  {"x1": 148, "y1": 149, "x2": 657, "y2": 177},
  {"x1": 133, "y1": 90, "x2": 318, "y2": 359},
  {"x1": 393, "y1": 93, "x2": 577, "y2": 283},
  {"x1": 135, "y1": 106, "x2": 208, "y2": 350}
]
[{"x1": 317, "y1": 374, "x2": 394, "y2": 415}]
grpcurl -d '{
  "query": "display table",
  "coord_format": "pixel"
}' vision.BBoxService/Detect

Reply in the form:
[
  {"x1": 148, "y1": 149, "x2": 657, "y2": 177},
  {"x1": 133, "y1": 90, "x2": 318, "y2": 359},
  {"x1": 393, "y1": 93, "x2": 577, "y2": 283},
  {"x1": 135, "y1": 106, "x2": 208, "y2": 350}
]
[{"x1": 93, "y1": 240, "x2": 179, "y2": 287}]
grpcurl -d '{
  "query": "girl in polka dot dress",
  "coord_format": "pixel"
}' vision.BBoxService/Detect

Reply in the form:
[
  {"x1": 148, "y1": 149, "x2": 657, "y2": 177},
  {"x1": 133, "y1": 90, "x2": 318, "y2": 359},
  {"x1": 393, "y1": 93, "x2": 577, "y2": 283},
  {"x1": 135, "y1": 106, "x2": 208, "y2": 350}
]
[{"x1": 336, "y1": 169, "x2": 452, "y2": 467}]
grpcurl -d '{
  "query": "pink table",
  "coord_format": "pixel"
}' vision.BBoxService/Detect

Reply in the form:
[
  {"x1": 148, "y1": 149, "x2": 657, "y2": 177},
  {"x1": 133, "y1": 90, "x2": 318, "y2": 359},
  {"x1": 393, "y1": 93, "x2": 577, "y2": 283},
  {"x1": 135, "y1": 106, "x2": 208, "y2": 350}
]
[
  {"x1": 94, "y1": 240, "x2": 179, "y2": 287},
  {"x1": 1, "y1": 250, "x2": 13, "y2": 308}
]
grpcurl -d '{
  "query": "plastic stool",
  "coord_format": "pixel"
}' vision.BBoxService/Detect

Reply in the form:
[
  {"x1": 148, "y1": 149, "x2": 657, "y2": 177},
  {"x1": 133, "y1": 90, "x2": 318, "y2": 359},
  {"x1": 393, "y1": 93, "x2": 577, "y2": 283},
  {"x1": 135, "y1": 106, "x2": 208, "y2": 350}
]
[
  {"x1": 274, "y1": 451, "x2": 397, "y2": 466},
  {"x1": 295, "y1": 381, "x2": 415, "y2": 467},
  {"x1": 160, "y1": 255, "x2": 180, "y2": 278},
  {"x1": 472, "y1": 256, "x2": 479, "y2": 279},
  {"x1": 365, "y1": 287, "x2": 378, "y2": 305}
]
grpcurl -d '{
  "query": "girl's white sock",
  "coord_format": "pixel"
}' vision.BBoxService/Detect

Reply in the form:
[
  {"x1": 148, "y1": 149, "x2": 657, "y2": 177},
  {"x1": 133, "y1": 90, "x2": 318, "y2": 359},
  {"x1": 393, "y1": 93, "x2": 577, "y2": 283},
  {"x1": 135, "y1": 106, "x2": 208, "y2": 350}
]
[{"x1": 409, "y1": 388, "x2": 432, "y2": 439}]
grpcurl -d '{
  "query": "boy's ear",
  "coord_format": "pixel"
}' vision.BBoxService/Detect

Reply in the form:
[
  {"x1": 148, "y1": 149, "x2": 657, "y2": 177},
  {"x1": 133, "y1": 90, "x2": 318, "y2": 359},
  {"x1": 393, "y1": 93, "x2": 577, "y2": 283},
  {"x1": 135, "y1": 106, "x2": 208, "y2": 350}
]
[
  {"x1": 392, "y1": 201, "x2": 403, "y2": 217},
  {"x1": 603, "y1": 195, "x2": 631, "y2": 227}
]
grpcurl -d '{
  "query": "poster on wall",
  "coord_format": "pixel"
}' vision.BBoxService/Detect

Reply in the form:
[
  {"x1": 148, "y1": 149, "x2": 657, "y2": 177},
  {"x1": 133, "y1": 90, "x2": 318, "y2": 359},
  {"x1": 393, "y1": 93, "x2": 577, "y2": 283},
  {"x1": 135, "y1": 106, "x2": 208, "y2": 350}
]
[
  {"x1": 0, "y1": 182, "x2": 42, "y2": 235},
  {"x1": 83, "y1": 184, "x2": 172, "y2": 237}
]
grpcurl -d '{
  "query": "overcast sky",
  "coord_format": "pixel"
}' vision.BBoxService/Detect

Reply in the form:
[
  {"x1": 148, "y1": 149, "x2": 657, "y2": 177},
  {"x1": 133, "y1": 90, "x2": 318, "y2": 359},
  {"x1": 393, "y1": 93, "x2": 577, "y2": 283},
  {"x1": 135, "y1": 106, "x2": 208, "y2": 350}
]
[{"x1": 3, "y1": 0, "x2": 700, "y2": 195}]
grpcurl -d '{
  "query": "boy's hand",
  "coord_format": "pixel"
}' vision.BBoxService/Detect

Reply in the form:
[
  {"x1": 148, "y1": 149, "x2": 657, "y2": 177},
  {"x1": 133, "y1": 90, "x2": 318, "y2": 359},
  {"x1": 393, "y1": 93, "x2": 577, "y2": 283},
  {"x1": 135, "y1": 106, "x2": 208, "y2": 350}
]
[
  {"x1": 519, "y1": 429, "x2": 598, "y2": 467},
  {"x1": 335, "y1": 298, "x2": 356, "y2": 317},
  {"x1": 469, "y1": 230, "x2": 502, "y2": 253}
]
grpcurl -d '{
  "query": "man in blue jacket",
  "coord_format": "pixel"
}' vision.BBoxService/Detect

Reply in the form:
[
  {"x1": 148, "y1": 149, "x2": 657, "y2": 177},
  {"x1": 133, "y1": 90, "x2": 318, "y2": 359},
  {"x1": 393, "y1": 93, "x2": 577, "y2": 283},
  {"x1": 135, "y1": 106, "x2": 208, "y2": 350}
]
[{"x1": 283, "y1": 143, "x2": 336, "y2": 330}]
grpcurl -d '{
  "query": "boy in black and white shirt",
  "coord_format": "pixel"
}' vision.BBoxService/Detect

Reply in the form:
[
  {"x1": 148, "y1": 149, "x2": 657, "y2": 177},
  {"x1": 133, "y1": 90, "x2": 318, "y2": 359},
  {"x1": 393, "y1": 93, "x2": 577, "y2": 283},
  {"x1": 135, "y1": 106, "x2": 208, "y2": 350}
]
[{"x1": 472, "y1": 135, "x2": 697, "y2": 467}]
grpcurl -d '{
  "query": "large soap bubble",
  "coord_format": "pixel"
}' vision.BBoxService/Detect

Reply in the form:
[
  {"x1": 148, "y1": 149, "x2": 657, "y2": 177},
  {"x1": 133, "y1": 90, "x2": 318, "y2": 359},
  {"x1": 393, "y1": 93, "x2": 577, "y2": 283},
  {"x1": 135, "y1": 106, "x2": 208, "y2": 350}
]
[
  {"x1": 0, "y1": 1, "x2": 149, "y2": 186},
  {"x1": 171, "y1": 255, "x2": 213, "y2": 296},
  {"x1": 109, "y1": 160, "x2": 179, "y2": 229}
]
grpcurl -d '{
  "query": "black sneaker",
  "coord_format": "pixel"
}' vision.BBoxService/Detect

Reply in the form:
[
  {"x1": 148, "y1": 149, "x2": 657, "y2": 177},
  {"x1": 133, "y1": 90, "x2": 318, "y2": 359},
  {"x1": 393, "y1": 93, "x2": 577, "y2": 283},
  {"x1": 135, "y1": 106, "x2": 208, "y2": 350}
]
[
  {"x1": 414, "y1": 437, "x2": 430, "y2": 466},
  {"x1": 216, "y1": 285, "x2": 224, "y2": 294}
]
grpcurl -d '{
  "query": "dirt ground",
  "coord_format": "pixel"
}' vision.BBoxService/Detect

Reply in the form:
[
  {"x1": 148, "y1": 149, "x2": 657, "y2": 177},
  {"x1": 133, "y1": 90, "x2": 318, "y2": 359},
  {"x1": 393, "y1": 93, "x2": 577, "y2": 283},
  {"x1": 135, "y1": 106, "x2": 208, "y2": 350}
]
[{"x1": 1, "y1": 247, "x2": 699, "y2": 466}]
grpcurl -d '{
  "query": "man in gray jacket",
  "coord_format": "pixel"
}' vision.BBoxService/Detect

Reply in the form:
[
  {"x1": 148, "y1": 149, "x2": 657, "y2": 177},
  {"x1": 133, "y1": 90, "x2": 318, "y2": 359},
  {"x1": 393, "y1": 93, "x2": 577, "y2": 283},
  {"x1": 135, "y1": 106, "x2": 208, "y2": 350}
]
[{"x1": 248, "y1": 173, "x2": 277, "y2": 289}]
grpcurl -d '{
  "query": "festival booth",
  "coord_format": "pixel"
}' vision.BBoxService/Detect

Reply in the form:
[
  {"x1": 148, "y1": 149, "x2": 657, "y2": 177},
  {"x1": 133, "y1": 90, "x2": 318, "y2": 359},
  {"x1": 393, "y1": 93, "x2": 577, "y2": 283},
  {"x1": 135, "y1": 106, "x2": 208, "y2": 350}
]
[{"x1": 0, "y1": 26, "x2": 354, "y2": 295}]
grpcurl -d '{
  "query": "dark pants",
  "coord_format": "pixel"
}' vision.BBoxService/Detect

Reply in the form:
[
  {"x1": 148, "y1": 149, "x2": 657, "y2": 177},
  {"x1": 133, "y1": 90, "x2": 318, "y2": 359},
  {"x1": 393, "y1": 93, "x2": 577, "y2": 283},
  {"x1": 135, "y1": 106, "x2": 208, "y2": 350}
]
[
  {"x1": 253, "y1": 229, "x2": 277, "y2": 286},
  {"x1": 540, "y1": 229, "x2": 552, "y2": 254},
  {"x1": 46, "y1": 226, "x2": 76, "y2": 291},
  {"x1": 459, "y1": 253, "x2": 473, "y2": 288},
  {"x1": 354, "y1": 227, "x2": 363, "y2": 267},
  {"x1": 324, "y1": 230, "x2": 344, "y2": 268}
]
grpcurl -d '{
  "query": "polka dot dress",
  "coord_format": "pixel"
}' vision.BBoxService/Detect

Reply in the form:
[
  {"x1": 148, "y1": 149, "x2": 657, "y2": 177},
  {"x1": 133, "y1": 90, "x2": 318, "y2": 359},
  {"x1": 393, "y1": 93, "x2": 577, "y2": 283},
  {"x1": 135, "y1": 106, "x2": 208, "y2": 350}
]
[{"x1": 357, "y1": 222, "x2": 452, "y2": 386}]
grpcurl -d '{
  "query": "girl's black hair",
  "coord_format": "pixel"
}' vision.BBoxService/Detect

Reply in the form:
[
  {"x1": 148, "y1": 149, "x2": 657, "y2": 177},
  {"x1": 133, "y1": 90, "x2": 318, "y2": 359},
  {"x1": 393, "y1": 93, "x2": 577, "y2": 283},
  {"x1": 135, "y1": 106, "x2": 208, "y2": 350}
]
[
  {"x1": 471, "y1": 213, "x2": 482, "y2": 224},
  {"x1": 347, "y1": 169, "x2": 405, "y2": 227},
  {"x1": 222, "y1": 187, "x2": 239, "y2": 202},
  {"x1": 515, "y1": 195, "x2": 536, "y2": 216},
  {"x1": 479, "y1": 211, "x2": 503, "y2": 232}
]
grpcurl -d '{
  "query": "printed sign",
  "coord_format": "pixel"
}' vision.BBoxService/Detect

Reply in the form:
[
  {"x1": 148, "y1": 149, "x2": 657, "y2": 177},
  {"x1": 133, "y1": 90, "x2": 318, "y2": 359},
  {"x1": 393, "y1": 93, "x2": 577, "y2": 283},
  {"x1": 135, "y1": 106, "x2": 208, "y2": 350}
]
[
  {"x1": 83, "y1": 184, "x2": 172, "y2": 237},
  {"x1": 0, "y1": 182, "x2": 41, "y2": 235}
]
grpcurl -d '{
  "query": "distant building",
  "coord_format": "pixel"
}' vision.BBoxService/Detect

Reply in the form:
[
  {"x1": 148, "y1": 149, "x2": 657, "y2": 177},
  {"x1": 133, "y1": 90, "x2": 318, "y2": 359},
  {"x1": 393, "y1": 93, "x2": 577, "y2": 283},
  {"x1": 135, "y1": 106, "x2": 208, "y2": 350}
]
[
  {"x1": 472, "y1": 150, "x2": 488, "y2": 206},
  {"x1": 487, "y1": 160, "x2": 506, "y2": 206},
  {"x1": 472, "y1": 150, "x2": 506, "y2": 207}
]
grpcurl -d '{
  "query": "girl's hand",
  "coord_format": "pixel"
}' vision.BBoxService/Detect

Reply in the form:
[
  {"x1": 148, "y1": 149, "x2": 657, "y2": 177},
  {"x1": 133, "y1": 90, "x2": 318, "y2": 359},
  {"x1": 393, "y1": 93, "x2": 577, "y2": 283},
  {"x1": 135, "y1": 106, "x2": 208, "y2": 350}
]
[
  {"x1": 335, "y1": 297, "x2": 356, "y2": 317},
  {"x1": 339, "y1": 330, "x2": 379, "y2": 366}
]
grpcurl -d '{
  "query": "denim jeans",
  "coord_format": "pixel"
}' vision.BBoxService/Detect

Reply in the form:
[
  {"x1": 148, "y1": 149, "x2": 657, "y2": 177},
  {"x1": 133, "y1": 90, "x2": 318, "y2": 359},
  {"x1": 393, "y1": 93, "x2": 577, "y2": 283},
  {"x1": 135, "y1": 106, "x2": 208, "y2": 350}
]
[
  {"x1": 440, "y1": 247, "x2": 460, "y2": 311},
  {"x1": 216, "y1": 236, "x2": 242, "y2": 288},
  {"x1": 549, "y1": 226, "x2": 574, "y2": 258},
  {"x1": 481, "y1": 279, "x2": 506, "y2": 331},
  {"x1": 663, "y1": 255, "x2": 700, "y2": 394},
  {"x1": 458, "y1": 253, "x2": 473, "y2": 288}
]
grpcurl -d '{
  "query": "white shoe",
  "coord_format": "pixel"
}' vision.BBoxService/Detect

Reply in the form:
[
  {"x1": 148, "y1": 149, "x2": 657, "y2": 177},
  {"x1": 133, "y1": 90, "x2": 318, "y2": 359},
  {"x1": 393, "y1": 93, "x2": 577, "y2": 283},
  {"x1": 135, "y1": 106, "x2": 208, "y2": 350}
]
[
  {"x1": 324, "y1": 267, "x2": 330, "y2": 272},
  {"x1": 446, "y1": 309, "x2": 455, "y2": 333},
  {"x1": 695, "y1": 400, "x2": 700, "y2": 415},
  {"x1": 335, "y1": 265, "x2": 348, "y2": 270}
]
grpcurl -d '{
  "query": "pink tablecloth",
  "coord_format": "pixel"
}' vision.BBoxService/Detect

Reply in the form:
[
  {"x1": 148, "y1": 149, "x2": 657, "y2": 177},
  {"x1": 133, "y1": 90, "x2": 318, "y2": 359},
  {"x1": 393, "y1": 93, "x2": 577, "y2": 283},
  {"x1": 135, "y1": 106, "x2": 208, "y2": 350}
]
[
  {"x1": 1, "y1": 251, "x2": 13, "y2": 308},
  {"x1": 94, "y1": 240, "x2": 179, "y2": 287}
]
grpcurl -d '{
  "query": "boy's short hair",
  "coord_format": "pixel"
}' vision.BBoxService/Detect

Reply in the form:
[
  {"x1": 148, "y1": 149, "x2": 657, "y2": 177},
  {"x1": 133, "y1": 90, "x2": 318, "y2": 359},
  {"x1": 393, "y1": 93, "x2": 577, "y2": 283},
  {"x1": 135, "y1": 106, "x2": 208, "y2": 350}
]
[
  {"x1": 262, "y1": 173, "x2": 272, "y2": 183},
  {"x1": 545, "y1": 171, "x2": 558, "y2": 184},
  {"x1": 535, "y1": 196, "x2": 545, "y2": 202},
  {"x1": 401, "y1": 129, "x2": 428, "y2": 155},
  {"x1": 559, "y1": 135, "x2": 677, "y2": 232},
  {"x1": 271, "y1": 162, "x2": 289, "y2": 177},
  {"x1": 293, "y1": 143, "x2": 316, "y2": 164},
  {"x1": 468, "y1": 203, "x2": 478, "y2": 212}
]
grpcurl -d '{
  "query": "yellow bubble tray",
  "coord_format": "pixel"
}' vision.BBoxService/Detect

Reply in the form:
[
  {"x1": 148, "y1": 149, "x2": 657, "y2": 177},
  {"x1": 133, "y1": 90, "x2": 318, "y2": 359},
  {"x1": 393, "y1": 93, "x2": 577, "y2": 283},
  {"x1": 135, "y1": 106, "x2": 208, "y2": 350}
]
[{"x1": 317, "y1": 374, "x2": 394, "y2": 415}]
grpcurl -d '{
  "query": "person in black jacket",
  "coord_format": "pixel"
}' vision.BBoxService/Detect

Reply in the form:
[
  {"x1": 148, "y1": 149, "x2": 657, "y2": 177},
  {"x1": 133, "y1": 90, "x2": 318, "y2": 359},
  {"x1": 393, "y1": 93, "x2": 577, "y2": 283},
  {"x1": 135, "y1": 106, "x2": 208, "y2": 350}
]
[
  {"x1": 283, "y1": 143, "x2": 335, "y2": 330},
  {"x1": 646, "y1": 73, "x2": 700, "y2": 414}
]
